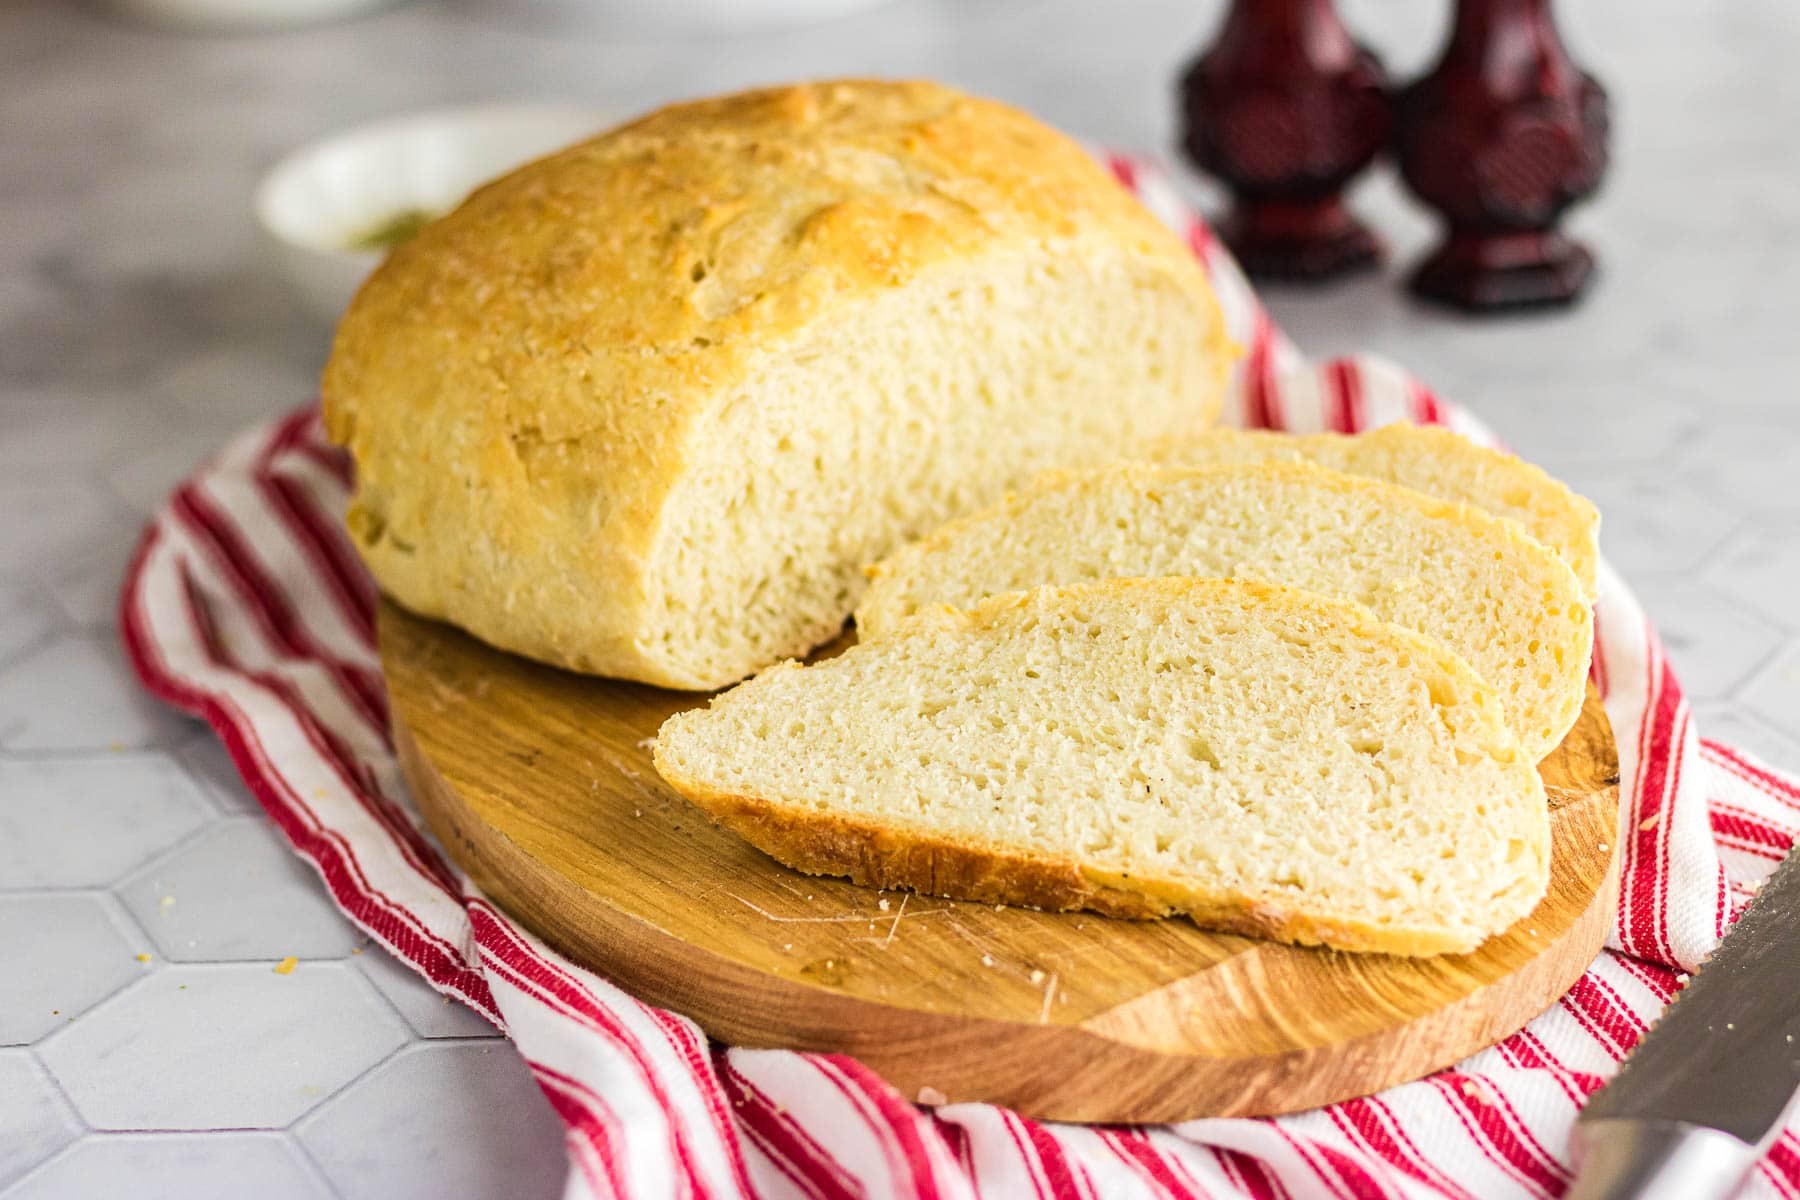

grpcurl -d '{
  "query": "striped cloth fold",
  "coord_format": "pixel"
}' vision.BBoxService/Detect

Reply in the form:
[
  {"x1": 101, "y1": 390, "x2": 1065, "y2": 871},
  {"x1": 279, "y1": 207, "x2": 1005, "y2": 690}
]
[{"x1": 121, "y1": 154, "x2": 1800, "y2": 1200}]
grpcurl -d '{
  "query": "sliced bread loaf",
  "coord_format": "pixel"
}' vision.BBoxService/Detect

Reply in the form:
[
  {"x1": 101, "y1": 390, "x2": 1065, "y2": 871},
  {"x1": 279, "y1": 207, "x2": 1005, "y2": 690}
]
[
  {"x1": 857, "y1": 461, "x2": 1592, "y2": 761},
  {"x1": 324, "y1": 80, "x2": 1234, "y2": 691},
  {"x1": 1149, "y1": 425, "x2": 1600, "y2": 600},
  {"x1": 653, "y1": 577, "x2": 1552, "y2": 956}
]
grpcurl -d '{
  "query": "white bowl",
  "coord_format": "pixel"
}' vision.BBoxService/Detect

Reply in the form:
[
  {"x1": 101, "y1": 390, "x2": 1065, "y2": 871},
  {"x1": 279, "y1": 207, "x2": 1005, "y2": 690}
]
[
  {"x1": 454, "y1": 0, "x2": 891, "y2": 37},
  {"x1": 101, "y1": 0, "x2": 399, "y2": 31},
  {"x1": 255, "y1": 103, "x2": 606, "y2": 324}
]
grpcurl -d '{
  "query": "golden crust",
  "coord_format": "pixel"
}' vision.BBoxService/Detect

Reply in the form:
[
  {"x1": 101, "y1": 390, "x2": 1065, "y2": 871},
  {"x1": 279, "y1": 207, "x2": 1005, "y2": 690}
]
[
  {"x1": 653, "y1": 770, "x2": 1482, "y2": 958},
  {"x1": 653, "y1": 577, "x2": 1544, "y2": 958},
  {"x1": 324, "y1": 79, "x2": 1228, "y2": 686}
]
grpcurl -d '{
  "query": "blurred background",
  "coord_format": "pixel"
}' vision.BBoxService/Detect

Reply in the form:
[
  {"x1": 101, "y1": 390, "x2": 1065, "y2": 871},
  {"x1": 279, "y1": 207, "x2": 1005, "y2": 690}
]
[{"x1": 2, "y1": 1, "x2": 1798, "y2": 1196}]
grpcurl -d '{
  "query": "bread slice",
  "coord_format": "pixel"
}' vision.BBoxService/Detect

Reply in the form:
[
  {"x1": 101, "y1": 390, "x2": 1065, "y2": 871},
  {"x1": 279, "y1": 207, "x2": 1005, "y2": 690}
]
[
  {"x1": 857, "y1": 461, "x2": 1591, "y2": 761},
  {"x1": 1149, "y1": 425, "x2": 1600, "y2": 600},
  {"x1": 324, "y1": 80, "x2": 1234, "y2": 691},
  {"x1": 653, "y1": 577, "x2": 1551, "y2": 956}
]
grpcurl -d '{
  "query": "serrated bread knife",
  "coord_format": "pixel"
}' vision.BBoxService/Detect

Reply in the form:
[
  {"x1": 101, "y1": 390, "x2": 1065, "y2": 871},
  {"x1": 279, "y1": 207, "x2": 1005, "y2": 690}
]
[{"x1": 1569, "y1": 848, "x2": 1800, "y2": 1199}]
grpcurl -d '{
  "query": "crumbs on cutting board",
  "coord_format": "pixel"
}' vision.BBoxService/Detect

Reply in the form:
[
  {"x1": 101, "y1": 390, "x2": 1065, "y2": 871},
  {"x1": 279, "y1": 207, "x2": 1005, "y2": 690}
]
[{"x1": 273, "y1": 956, "x2": 298, "y2": 975}]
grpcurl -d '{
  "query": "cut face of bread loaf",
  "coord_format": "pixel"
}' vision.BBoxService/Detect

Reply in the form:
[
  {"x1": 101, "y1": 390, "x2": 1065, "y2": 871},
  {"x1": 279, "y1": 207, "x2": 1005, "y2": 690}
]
[
  {"x1": 654, "y1": 578, "x2": 1552, "y2": 957},
  {"x1": 323, "y1": 80, "x2": 1233, "y2": 690},
  {"x1": 857, "y1": 461, "x2": 1592, "y2": 761},
  {"x1": 1150, "y1": 425, "x2": 1601, "y2": 600}
]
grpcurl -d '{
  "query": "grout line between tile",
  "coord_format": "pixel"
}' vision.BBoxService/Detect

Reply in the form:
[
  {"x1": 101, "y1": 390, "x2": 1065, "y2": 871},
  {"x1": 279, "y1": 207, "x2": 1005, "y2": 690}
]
[
  {"x1": 285, "y1": 1037, "x2": 415, "y2": 1137},
  {"x1": 0, "y1": 1134, "x2": 85, "y2": 1199},
  {"x1": 287, "y1": 1122, "x2": 352, "y2": 1200},
  {"x1": 23, "y1": 1042, "x2": 90, "y2": 1136},
  {"x1": 28, "y1": 968, "x2": 158, "y2": 1057},
  {"x1": 108, "y1": 810, "x2": 245, "y2": 903}
]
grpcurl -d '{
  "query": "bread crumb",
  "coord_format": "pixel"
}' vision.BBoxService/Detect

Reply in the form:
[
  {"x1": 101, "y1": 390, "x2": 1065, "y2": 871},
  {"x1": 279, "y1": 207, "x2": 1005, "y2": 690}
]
[
  {"x1": 1598, "y1": 842, "x2": 1609, "y2": 852},
  {"x1": 135, "y1": 953, "x2": 152, "y2": 963},
  {"x1": 634, "y1": 808, "x2": 643, "y2": 818},
  {"x1": 879, "y1": 898, "x2": 892, "y2": 911},
  {"x1": 994, "y1": 905, "x2": 1005, "y2": 912},
  {"x1": 980, "y1": 954, "x2": 995, "y2": 967},
  {"x1": 917, "y1": 1086, "x2": 948, "y2": 1106},
  {"x1": 1029, "y1": 968, "x2": 1046, "y2": 985},
  {"x1": 158, "y1": 895, "x2": 176, "y2": 913},
  {"x1": 1744, "y1": 880, "x2": 1763, "y2": 895},
  {"x1": 636, "y1": 737, "x2": 656, "y2": 750},
  {"x1": 1461, "y1": 1079, "x2": 1490, "y2": 1105},
  {"x1": 273, "y1": 957, "x2": 298, "y2": 975},
  {"x1": 1638, "y1": 812, "x2": 1662, "y2": 831}
]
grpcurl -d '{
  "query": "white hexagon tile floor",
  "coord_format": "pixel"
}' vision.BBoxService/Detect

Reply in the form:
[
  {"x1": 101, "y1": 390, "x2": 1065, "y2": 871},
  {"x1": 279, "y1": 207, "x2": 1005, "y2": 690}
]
[
  {"x1": 0, "y1": 457, "x2": 564, "y2": 1196},
  {"x1": 5, "y1": 0, "x2": 1800, "y2": 1196},
  {"x1": 0, "y1": 723, "x2": 566, "y2": 1199}
]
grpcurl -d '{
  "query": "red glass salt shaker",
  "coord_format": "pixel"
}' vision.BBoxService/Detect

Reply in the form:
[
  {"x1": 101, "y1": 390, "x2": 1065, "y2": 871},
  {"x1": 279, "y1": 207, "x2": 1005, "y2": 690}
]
[
  {"x1": 1394, "y1": 0, "x2": 1610, "y2": 311},
  {"x1": 1178, "y1": 0, "x2": 1392, "y2": 282}
]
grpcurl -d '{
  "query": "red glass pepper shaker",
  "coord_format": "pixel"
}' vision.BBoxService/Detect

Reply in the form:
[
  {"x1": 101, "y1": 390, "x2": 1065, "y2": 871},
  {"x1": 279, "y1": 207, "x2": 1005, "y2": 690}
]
[
  {"x1": 1394, "y1": 0, "x2": 1610, "y2": 310},
  {"x1": 1178, "y1": 0, "x2": 1392, "y2": 282}
]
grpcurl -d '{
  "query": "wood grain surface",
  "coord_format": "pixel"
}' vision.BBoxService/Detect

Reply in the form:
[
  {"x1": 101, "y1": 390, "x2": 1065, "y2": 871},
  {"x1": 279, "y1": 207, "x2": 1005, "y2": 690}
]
[{"x1": 382, "y1": 600, "x2": 1620, "y2": 1124}]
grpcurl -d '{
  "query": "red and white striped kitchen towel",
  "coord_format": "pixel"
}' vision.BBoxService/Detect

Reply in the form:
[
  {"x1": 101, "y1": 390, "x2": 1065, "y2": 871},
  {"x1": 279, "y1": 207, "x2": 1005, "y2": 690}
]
[{"x1": 123, "y1": 155, "x2": 1800, "y2": 1200}]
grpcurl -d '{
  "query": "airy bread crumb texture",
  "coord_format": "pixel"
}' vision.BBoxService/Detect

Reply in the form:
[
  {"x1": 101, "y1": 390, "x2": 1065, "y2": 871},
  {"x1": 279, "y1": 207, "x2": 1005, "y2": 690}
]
[
  {"x1": 642, "y1": 252, "x2": 1225, "y2": 687},
  {"x1": 858, "y1": 461, "x2": 1592, "y2": 761},
  {"x1": 1149, "y1": 425, "x2": 1601, "y2": 600},
  {"x1": 655, "y1": 578, "x2": 1551, "y2": 957}
]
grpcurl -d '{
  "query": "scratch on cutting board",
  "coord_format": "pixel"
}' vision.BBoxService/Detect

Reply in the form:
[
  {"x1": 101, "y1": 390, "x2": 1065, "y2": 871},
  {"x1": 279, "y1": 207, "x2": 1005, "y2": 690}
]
[
  {"x1": 769, "y1": 876, "x2": 812, "y2": 900},
  {"x1": 847, "y1": 899, "x2": 915, "y2": 948},
  {"x1": 1037, "y1": 972, "x2": 1059, "y2": 1024},
  {"x1": 725, "y1": 890, "x2": 939, "y2": 925},
  {"x1": 941, "y1": 915, "x2": 1007, "y2": 960},
  {"x1": 729, "y1": 890, "x2": 950, "y2": 931},
  {"x1": 843, "y1": 893, "x2": 917, "y2": 950}
]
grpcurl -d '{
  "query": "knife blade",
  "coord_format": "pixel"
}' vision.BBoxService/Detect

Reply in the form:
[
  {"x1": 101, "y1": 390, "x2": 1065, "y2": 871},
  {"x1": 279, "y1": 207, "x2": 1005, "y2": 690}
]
[{"x1": 1569, "y1": 847, "x2": 1800, "y2": 1200}]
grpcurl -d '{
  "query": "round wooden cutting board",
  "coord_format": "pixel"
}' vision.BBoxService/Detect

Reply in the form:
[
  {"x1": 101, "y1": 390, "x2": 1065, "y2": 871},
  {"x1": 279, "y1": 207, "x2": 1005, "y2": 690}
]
[{"x1": 382, "y1": 600, "x2": 1620, "y2": 1124}]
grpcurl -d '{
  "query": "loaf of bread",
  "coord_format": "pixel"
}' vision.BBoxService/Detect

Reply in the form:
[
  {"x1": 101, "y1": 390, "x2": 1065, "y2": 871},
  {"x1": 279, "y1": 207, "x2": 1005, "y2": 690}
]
[
  {"x1": 1149, "y1": 425, "x2": 1601, "y2": 599},
  {"x1": 858, "y1": 461, "x2": 1592, "y2": 760},
  {"x1": 654, "y1": 577, "x2": 1551, "y2": 956},
  {"x1": 323, "y1": 80, "x2": 1234, "y2": 689}
]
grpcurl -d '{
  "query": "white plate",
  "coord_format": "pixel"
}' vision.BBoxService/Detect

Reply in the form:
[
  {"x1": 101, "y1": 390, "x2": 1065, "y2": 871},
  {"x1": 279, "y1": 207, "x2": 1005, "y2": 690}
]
[{"x1": 255, "y1": 103, "x2": 606, "y2": 324}]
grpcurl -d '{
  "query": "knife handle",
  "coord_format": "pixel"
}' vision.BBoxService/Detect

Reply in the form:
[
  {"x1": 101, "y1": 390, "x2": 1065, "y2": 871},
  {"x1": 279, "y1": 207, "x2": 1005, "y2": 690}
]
[{"x1": 1568, "y1": 1119, "x2": 1759, "y2": 1200}]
